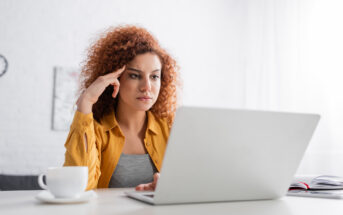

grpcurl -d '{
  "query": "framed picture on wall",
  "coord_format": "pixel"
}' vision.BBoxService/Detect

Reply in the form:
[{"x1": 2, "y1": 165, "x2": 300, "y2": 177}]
[{"x1": 51, "y1": 67, "x2": 80, "y2": 131}]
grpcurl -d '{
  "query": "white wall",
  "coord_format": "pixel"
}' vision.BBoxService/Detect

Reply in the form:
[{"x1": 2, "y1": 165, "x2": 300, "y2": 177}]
[
  {"x1": 1, "y1": 0, "x2": 342, "y2": 176},
  {"x1": 0, "y1": 0, "x2": 248, "y2": 174}
]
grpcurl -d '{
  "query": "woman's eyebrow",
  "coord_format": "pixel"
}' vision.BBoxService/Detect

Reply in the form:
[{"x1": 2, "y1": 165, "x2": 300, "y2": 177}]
[{"x1": 126, "y1": 67, "x2": 161, "y2": 73}]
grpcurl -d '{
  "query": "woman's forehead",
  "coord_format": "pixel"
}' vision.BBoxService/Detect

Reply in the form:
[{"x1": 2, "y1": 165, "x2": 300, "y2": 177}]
[{"x1": 127, "y1": 53, "x2": 162, "y2": 70}]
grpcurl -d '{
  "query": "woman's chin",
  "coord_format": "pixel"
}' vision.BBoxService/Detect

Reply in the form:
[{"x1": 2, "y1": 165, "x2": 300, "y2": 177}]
[{"x1": 134, "y1": 103, "x2": 154, "y2": 112}]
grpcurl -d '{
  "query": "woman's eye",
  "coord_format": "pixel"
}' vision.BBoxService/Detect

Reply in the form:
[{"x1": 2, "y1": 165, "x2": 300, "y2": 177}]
[
  {"x1": 129, "y1": 74, "x2": 139, "y2": 79},
  {"x1": 151, "y1": 75, "x2": 160, "y2": 80}
]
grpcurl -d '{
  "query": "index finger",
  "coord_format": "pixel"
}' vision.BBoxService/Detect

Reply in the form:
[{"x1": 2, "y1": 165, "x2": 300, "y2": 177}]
[
  {"x1": 103, "y1": 65, "x2": 126, "y2": 79},
  {"x1": 113, "y1": 65, "x2": 126, "y2": 75}
]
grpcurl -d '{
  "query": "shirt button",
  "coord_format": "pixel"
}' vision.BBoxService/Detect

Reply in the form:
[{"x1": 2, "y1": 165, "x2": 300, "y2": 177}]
[
  {"x1": 146, "y1": 142, "x2": 151, "y2": 146},
  {"x1": 82, "y1": 122, "x2": 88, "y2": 126}
]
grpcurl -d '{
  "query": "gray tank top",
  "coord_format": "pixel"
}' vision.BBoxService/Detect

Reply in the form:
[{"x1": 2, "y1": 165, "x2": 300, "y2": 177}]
[{"x1": 108, "y1": 153, "x2": 157, "y2": 188}]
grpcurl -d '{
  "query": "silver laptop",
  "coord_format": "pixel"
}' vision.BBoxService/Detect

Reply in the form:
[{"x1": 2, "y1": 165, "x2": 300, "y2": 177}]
[{"x1": 125, "y1": 106, "x2": 320, "y2": 205}]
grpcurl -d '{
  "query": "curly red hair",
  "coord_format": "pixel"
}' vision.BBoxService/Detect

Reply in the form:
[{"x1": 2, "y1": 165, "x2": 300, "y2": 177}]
[{"x1": 80, "y1": 25, "x2": 180, "y2": 126}]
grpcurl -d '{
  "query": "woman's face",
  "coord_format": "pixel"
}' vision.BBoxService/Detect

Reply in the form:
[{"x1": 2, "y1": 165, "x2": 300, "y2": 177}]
[{"x1": 118, "y1": 52, "x2": 162, "y2": 112}]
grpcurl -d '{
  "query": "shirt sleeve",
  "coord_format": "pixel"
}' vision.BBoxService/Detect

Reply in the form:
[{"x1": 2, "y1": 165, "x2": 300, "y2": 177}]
[{"x1": 63, "y1": 110, "x2": 102, "y2": 190}]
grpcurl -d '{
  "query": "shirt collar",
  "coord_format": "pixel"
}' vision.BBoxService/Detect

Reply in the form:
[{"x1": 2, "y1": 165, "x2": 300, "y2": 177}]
[
  {"x1": 146, "y1": 111, "x2": 159, "y2": 134},
  {"x1": 100, "y1": 109, "x2": 158, "y2": 134},
  {"x1": 100, "y1": 109, "x2": 118, "y2": 132}
]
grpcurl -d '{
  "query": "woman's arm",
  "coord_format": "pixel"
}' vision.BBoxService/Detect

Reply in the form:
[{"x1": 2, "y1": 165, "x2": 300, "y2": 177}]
[{"x1": 64, "y1": 66, "x2": 125, "y2": 190}]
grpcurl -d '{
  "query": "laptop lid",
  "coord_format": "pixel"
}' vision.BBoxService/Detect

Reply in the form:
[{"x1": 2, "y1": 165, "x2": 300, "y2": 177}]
[{"x1": 151, "y1": 106, "x2": 320, "y2": 204}]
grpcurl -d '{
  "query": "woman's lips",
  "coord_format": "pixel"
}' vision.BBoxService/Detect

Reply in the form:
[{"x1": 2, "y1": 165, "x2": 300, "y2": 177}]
[{"x1": 137, "y1": 97, "x2": 152, "y2": 101}]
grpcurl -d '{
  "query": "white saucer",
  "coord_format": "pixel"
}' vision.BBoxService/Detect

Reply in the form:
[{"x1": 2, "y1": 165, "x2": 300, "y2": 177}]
[{"x1": 35, "y1": 190, "x2": 97, "y2": 204}]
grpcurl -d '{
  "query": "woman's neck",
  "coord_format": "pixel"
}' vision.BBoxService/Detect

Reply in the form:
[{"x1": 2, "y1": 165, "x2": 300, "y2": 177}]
[{"x1": 115, "y1": 102, "x2": 147, "y2": 133}]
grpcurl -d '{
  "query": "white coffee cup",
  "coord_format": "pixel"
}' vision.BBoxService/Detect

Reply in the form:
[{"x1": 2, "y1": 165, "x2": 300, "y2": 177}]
[{"x1": 38, "y1": 166, "x2": 88, "y2": 198}]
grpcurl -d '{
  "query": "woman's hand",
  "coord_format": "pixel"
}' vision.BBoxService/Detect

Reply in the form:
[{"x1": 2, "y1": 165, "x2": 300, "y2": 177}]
[
  {"x1": 76, "y1": 66, "x2": 126, "y2": 114},
  {"x1": 135, "y1": 173, "x2": 160, "y2": 191}
]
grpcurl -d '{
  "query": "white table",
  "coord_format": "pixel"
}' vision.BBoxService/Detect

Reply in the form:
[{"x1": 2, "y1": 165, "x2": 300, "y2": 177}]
[{"x1": 0, "y1": 188, "x2": 342, "y2": 215}]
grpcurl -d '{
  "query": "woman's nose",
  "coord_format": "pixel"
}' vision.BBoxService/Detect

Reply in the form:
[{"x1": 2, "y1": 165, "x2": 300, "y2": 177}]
[{"x1": 140, "y1": 77, "x2": 152, "y2": 92}]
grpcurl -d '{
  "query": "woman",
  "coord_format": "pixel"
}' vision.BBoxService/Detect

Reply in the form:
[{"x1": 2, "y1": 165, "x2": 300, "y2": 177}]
[{"x1": 63, "y1": 25, "x2": 180, "y2": 191}]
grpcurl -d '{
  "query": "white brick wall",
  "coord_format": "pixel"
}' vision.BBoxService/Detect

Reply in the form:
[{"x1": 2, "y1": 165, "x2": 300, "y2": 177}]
[{"x1": 0, "y1": 130, "x2": 67, "y2": 174}]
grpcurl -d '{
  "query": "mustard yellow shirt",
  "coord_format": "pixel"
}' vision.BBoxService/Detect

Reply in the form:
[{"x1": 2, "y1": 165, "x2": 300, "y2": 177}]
[{"x1": 63, "y1": 110, "x2": 170, "y2": 190}]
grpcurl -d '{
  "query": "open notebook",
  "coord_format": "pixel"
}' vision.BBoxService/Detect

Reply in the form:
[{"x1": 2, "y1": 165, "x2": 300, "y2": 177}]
[
  {"x1": 289, "y1": 175, "x2": 343, "y2": 190},
  {"x1": 288, "y1": 175, "x2": 343, "y2": 199}
]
